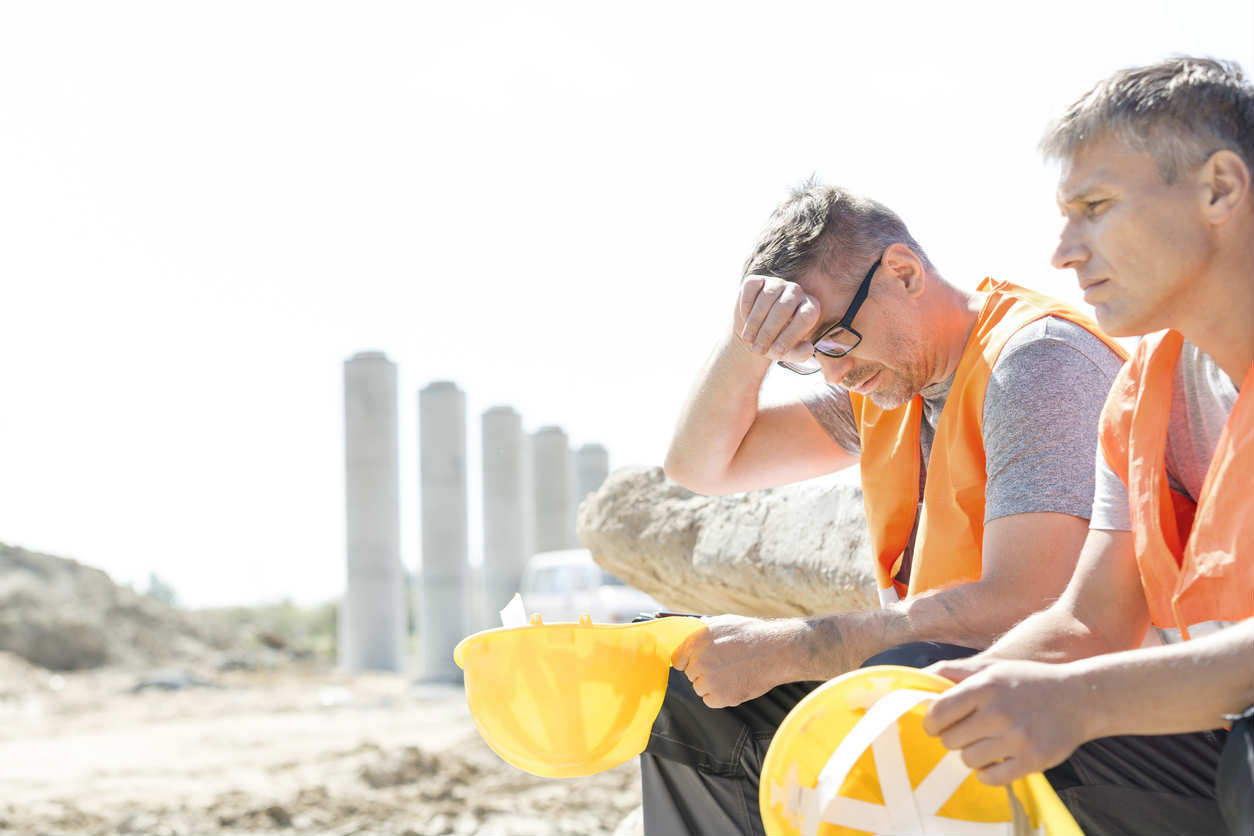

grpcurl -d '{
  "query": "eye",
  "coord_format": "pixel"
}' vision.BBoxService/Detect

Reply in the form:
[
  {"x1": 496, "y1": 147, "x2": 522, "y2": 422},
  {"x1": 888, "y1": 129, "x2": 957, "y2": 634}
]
[{"x1": 1084, "y1": 199, "x2": 1108, "y2": 218}]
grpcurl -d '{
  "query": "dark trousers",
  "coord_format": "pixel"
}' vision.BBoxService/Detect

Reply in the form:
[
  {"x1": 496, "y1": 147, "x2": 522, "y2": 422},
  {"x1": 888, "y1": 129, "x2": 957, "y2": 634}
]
[{"x1": 640, "y1": 642, "x2": 1254, "y2": 836}]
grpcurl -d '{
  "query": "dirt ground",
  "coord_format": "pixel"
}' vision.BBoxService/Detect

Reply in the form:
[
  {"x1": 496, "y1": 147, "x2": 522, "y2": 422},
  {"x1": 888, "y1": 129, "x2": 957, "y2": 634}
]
[{"x1": 0, "y1": 658, "x2": 642, "y2": 836}]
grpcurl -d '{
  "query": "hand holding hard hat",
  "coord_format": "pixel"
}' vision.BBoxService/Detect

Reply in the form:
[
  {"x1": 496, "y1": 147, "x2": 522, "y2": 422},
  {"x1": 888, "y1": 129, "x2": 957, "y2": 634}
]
[{"x1": 759, "y1": 666, "x2": 1081, "y2": 836}]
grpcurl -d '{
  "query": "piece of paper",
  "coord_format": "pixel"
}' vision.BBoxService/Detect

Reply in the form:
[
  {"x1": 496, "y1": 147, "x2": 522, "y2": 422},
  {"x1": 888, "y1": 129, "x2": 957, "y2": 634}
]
[{"x1": 499, "y1": 593, "x2": 528, "y2": 628}]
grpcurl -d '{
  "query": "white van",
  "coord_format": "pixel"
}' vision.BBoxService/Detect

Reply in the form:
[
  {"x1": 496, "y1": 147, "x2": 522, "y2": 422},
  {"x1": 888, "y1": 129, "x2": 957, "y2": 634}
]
[{"x1": 519, "y1": 548, "x2": 664, "y2": 623}]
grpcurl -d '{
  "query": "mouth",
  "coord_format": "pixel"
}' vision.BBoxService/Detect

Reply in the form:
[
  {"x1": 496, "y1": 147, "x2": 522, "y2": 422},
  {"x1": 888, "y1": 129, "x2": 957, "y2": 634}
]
[
  {"x1": 1080, "y1": 278, "x2": 1108, "y2": 301},
  {"x1": 849, "y1": 370, "x2": 881, "y2": 394}
]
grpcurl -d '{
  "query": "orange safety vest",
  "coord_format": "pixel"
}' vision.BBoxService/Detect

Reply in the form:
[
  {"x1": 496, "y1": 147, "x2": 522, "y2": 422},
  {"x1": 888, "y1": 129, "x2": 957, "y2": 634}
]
[
  {"x1": 852, "y1": 278, "x2": 1127, "y2": 604},
  {"x1": 1097, "y1": 330, "x2": 1253, "y2": 638}
]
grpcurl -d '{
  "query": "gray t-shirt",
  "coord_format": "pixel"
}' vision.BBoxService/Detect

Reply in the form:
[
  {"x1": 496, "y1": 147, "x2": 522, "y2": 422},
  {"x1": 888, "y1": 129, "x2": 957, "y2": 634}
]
[
  {"x1": 1090, "y1": 339, "x2": 1240, "y2": 531},
  {"x1": 801, "y1": 317, "x2": 1125, "y2": 556}
]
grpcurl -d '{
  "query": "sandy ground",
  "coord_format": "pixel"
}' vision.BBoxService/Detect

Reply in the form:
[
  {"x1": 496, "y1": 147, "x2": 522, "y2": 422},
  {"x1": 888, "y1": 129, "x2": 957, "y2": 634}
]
[{"x1": 0, "y1": 661, "x2": 642, "y2": 836}]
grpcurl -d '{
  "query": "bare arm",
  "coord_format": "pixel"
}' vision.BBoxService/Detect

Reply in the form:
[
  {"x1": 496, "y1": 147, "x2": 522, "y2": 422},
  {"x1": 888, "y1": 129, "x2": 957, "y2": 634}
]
[
  {"x1": 922, "y1": 529, "x2": 1253, "y2": 784},
  {"x1": 664, "y1": 276, "x2": 858, "y2": 495},
  {"x1": 676, "y1": 510, "x2": 1090, "y2": 707},
  {"x1": 795, "y1": 510, "x2": 1092, "y2": 677},
  {"x1": 935, "y1": 528, "x2": 1150, "y2": 668},
  {"x1": 1068, "y1": 619, "x2": 1254, "y2": 737}
]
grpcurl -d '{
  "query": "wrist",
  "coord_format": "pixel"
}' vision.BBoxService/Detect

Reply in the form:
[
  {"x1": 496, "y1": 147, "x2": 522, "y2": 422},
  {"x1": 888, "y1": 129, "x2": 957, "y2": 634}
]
[{"x1": 721, "y1": 329, "x2": 773, "y2": 369}]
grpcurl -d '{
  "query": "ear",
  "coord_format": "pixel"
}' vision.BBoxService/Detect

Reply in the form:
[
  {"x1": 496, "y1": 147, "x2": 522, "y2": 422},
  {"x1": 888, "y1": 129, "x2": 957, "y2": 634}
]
[
  {"x1": 1197, "y1": 149, "x2": 1251, "y2": 226},
  {"x1": 881, "y1": 242, "x2": 927, "y2": 298}
]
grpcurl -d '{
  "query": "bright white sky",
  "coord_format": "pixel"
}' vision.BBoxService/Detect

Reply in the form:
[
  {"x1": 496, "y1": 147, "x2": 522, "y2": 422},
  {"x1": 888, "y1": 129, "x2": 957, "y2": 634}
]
[{"x1": 1, "y1": 1, "x2": 1250, "y2": 608}]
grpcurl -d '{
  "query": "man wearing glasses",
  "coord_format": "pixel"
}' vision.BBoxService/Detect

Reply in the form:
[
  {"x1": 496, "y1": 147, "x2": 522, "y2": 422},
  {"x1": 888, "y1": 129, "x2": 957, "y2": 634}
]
[{"x1": 645, "y1": 182, "x2": 1126, "y2": 835}]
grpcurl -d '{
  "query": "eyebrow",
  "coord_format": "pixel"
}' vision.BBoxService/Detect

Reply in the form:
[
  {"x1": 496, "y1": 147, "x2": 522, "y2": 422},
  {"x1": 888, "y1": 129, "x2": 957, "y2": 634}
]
[
  {"x1": 1057, "y1": 178, "x2": 1112, "y2": 207},
  {"x1": 805, "y1": 315, "x2": 843, "y2": 345}
]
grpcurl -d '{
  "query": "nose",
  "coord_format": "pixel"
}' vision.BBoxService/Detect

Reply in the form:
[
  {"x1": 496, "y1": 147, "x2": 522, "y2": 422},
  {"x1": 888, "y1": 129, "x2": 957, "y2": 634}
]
[
  {"x1": 1051, "y1": 219, "x2": 1089, "y2": 273},
  {"x1": 816, "y1": 353, "x2": 855, "y2": 386}
]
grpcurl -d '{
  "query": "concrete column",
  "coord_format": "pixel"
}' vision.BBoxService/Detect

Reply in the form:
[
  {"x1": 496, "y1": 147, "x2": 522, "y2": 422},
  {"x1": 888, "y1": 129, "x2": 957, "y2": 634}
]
[
  {"x1": 340, "y1": 351, "x2": 405, "y2": 672},
  {"x1": 418, "y1": 380, "x2": 469, "y2": 681},
  {"x1": 574, "y1": 443, "x2": 610, "y2": 508},
  {"x1": 531, "y1": 425, "x2": 574, "y2": 552},
  {"x1": 481, "y1": 406, "x2": 531, "y2": 628}
]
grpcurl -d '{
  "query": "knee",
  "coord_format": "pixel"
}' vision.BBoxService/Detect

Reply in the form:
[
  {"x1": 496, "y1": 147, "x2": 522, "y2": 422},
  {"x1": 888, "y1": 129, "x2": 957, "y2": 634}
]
[{"x1": 860, "y1": 641, "x2": 979, "y2": 670}]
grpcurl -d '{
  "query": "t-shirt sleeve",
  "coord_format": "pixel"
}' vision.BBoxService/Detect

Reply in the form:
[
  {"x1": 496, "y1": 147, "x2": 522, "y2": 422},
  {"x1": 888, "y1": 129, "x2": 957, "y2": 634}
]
[
  {"x1": 800, "y1": 383, "x2": 862, "y2": 456},
  {"x1": 1089, "y1": 445, "x2": 1133, "y2": 531},
  {"x1": 982, "y1": 318, "x2": 1125, "y2": 522}
]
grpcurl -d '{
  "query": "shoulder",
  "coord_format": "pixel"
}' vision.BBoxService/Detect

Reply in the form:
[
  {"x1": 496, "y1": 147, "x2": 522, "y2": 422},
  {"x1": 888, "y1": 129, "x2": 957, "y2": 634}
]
[
  {"x1": 996, "y1": 316, "x2": 1126, "y2": 380},
  {"x1": 985, "y1": 316, "x2": 1124, "y2": 414},
  {"x1": 1176, "y1": 339, "x2": 1240, "y2": 412}
]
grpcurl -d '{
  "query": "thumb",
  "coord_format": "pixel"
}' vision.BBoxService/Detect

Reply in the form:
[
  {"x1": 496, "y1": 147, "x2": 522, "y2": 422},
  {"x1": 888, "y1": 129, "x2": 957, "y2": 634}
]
[
  {"x1": 670, "y1": 626, "x2": 711, "y2": 671},
  {"x1": 925, "y1": 660, "x2": 980, "y2": 684},
  {"x1": 781, "y1": 340, "x2": 816, "y2": 365}
]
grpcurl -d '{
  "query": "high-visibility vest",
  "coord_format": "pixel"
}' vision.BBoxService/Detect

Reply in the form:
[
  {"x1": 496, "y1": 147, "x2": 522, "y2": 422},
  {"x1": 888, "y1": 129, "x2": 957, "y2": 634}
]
[
  {"x1": 852, "y1": 278, "x2": 1127, "y2": 604},
  {"x1": 1097, "y1": 330, "x2": 1253, "y2": 639}
]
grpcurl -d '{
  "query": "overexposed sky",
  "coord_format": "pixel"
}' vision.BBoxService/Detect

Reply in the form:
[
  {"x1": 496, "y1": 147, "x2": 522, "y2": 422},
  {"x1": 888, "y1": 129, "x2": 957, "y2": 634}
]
[{"x1": 1, "y1": 1, "x2": 1251, "y2": 607}]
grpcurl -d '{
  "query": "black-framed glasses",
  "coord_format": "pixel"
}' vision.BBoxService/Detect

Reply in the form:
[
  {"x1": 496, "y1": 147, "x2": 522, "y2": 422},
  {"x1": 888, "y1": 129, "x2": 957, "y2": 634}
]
[{"x1": 777, "y1": 254, "x2": 882, "y2": 375}]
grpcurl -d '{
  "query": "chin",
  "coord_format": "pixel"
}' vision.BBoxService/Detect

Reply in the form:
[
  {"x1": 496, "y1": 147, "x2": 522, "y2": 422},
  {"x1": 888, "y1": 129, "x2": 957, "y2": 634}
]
[
  {"x1": 867, "y1": 386, "x2": 913, "y2": 411},
  {"x1": 1093, "y1": 302, "x2": 1163, "y2": 339}
]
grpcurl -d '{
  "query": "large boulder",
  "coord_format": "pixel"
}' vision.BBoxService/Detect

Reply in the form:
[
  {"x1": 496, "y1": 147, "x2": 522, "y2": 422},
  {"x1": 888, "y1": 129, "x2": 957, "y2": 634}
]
[{"x1": 577, "y1": 467, "x2": 877, "y2": 617}]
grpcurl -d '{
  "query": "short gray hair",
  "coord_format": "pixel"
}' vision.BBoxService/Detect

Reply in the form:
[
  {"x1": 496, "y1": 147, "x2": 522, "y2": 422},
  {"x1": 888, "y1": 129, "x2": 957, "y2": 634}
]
[
  {"x1": 742, "y1": 179, "x2": 932, "y2": 286},
  {"x1": 1041, "y1": 56, "x2": 1254, "y2": 182}
]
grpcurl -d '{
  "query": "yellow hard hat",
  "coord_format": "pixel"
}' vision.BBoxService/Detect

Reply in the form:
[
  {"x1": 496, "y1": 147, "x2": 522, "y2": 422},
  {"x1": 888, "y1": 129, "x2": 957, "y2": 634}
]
[
  {"x1": 760, "y1": 666, "x2": 1081, "y2": 836},
  {"x1": 453, "y1": 613, "x2": 704, "y2": 778}
]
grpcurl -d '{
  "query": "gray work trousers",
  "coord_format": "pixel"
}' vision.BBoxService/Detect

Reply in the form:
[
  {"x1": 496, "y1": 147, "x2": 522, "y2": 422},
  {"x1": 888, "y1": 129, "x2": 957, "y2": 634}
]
[{"x1": 640, "y1": 642, "x2": 1254, "y2": 836}]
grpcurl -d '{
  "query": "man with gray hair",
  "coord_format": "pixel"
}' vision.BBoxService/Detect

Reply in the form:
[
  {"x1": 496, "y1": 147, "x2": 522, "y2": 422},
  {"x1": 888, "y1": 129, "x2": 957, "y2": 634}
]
[
  {"x1": 924, "y1": 56, "x2": 1253, "y2": 836},
  {"x1": 644, "y1": 180, "x2": 1127, "y2": 834}
]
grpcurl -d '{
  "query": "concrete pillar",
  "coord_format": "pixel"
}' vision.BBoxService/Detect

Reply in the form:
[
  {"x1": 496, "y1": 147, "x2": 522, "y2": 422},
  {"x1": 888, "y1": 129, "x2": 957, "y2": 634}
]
[
  {"x1": 340, "y1": 351, "x2": 406, "y2": 672},
  {"x1": 574, "y1": 443, "x2": 610, "y2": 508},
  {"x1": 418, "y1": 380, "x2": 469, "y2": 681},
  {"x1": 481, "y1": 406, "x2": 531, "y2": 628},
  {"x1": 531, "y1": 425, "x2": 574, "y2": 552}
]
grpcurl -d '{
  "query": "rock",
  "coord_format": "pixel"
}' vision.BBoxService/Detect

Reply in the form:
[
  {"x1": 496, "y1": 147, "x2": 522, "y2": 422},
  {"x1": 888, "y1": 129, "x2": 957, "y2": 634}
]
[
  {"x1": 577, "y1": 467, "x2": 876, "y2": 617},
  {"x1": 0, "y1": 542, "x2": 229, "y2": 671},
  {"x1": 130, "y1": 668, "x2": 222, "y2": 693},
  {"x1": 265, "y1": 804, "x2": 293, "y2": 828},
  {"x1": 216, "y1": 648, "x2": 280, "y2": 672}
]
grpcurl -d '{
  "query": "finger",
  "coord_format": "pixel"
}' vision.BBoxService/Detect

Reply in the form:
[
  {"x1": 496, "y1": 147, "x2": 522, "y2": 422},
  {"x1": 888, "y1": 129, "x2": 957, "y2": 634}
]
[
  {"x1": 927, "y1": 660, "x2": 980, "y2": 684},
  {"x1": 975, "y1": 756, "x2": 1029, "y2": 787},
  {"x1": 769, "y1": 297, "x2": 821, "y2": 359},
  {"x1": 752, "y1": 286, "x2": 809, "y2": 354},
  {"x1": 740, "y1": 282, "x2": 786, "y2": 345},
  {"x1": 922, "y1": 685, "x2": 982, "y2": 737},
  {"x1": 702, "y1": 692, "x2": 731, "y2": 709},
  {"x1": 737, "y1": 276, "x2": 766, "y2": 329},
  {"x1": 670, "y1": 627, "x2": 710, "y2": 672},
  {"x1": 958, "y1": 735, "x2": 1014, "y2": 772},
  {"x1": 938, "y1": 707, "x2": 1011, "y2": 751}
]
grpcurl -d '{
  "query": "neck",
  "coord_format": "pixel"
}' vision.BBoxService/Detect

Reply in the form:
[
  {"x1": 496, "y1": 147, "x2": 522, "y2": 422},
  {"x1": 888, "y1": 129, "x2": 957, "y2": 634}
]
[
  {"x1": 1177, "y1": 237, "x2": 1254, "y2": 388},
  {"x1": 927, "y1": 278, "x2": 981, "y2": 387}
]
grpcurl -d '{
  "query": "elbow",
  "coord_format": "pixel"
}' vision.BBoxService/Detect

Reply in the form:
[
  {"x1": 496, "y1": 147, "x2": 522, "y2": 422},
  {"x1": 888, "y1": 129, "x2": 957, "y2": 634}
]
[{"x1": 662, "y1": 451, "x2": 736, "y2": 496}]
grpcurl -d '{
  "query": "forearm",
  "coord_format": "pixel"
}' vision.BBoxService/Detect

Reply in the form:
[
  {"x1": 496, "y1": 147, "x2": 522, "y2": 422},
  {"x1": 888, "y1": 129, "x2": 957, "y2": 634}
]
[
  {"x1": 1072, "y1": 619, "x2": 1254, "y2": 738},
  {"x1": 975, "y1": 602, "x2": 1124, "y2": 664},
  {"x1": 791, "y1": 579, "x2": 1049, "y2": 681},
  {"x1": 663, "y1": 333, "x2": 772, "y2": 493}
]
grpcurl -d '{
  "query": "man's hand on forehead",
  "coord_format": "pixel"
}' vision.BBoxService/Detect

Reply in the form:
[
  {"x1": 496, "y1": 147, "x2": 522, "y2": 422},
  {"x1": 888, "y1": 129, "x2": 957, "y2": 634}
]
[{"x1": 736, "y1": 275, "x2": 822, "y2": 364}]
